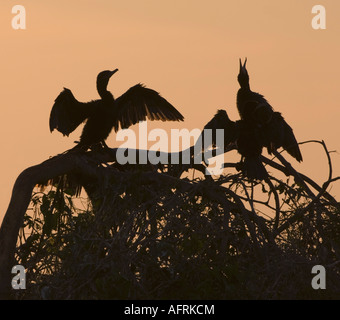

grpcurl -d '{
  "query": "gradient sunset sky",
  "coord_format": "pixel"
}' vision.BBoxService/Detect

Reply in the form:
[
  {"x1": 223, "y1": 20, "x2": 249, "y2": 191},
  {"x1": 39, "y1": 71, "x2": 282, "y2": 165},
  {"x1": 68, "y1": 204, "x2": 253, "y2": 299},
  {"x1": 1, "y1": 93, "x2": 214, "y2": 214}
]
[{"x1": 0, "y1": 0, "x2": 339, "y2": 223}]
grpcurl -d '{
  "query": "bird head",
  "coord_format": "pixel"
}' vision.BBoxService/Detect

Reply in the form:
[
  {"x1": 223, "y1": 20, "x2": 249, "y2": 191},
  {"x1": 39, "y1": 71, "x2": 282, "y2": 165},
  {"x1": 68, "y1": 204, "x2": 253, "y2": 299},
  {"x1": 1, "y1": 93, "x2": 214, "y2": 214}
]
[
  {"x1": 97, "y1": 69, "x2": 118, "y2": 85},
  {"x1": 237, "y1": 58, "x2": 249, "y2": 88},
  {"x1": 96, "y1": 69, "x2": 119, "y2": 96}
]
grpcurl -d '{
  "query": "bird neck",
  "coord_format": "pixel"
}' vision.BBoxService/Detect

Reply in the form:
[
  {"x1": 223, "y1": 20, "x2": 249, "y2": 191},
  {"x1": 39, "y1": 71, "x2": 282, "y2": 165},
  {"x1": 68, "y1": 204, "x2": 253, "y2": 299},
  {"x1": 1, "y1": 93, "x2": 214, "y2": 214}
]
[
  {"x1": 240, "y1": 81, "x2": 250, "y2": 91},
  {"x1": 97, "y1": 82, "x2": 113, "y2": 100}
]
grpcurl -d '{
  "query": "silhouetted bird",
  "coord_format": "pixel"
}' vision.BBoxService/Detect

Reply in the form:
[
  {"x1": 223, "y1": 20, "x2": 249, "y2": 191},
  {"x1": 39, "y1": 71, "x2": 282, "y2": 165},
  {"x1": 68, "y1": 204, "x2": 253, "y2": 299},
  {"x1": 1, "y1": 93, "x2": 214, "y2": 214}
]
[
  {"x1": 237, "y1": 59, "x2": 303, "y2": 162},
  {"x1": 50, "y1": 69, "x2": 184, "y2": 149},
  {"x1": 200, "y1": 109, "x2": 238, "y2": 151},
  {"x1": 198, "y1": 109, "x2": 268, "y2": 180},
  {"x1": 236, "y1": 116, "x2": 268, "y2": 180}
]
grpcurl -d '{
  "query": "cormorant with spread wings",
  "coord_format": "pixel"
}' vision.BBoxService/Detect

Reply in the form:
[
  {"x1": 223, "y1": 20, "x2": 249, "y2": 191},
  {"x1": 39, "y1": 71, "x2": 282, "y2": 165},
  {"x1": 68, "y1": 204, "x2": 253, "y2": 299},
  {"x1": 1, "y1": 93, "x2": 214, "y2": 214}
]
[{"x1": 49, "y1": 69, "x2": 184, "y2": 149}]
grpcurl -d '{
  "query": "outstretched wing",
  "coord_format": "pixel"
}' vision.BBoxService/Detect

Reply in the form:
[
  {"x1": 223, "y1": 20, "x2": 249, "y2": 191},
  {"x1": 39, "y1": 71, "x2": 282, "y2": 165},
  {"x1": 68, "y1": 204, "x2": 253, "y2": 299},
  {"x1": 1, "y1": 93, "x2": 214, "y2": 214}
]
[
  {"x1": 194, "y1": 109, "x2": 238, "y2": 156},
  {"x1": 114, "y1": 84, "x2": 184, "y2": 131},
  {"x1": 49, "y1": 88, "x2": 94, "y2": 136},
  {"x1": 279, "y1": 116, "x2": 303, "y2": 162},
  {"x1": 266, "y1": 112, "x2": 303, "y2": 162},
  {"x1": 203, "y1": 109, "x2": 238, "y2": 148}
]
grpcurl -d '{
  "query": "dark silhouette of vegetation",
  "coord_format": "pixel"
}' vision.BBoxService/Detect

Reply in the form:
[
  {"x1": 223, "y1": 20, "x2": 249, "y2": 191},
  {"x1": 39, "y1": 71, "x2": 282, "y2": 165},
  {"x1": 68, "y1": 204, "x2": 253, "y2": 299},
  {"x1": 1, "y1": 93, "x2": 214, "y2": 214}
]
[{"x1": 1, "y1": 138, "x2": 339, "y2": 299}]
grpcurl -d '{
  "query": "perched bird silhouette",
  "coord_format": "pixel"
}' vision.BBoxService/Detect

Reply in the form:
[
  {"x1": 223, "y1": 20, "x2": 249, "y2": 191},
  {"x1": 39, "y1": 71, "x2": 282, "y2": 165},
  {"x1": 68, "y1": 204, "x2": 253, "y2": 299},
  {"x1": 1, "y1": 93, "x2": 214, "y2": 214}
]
[
  {"x1": 237, "y1": 58, "x2": 303, "y2": 162},
  {"x1": 198, "y1": 109, "x2": 268, "y2": 180},
  {"x1": 50, "y1": 69, "x2": 184, "y2": 149}
]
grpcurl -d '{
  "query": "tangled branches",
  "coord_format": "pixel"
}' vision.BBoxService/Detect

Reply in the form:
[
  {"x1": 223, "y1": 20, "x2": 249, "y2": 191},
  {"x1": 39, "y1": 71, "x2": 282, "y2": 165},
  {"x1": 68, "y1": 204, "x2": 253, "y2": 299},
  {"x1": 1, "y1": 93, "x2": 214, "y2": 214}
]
[{"x1": 1, "y1": 140, "x2": 340, "y2": 299}]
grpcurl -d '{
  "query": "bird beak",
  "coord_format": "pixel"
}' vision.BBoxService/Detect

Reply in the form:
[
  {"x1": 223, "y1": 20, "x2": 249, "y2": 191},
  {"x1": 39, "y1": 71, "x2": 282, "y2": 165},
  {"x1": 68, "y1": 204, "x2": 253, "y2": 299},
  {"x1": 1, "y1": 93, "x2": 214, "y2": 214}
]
[
  {"x1": 239, "y1": 58, "x2": 247, "y2": 71},
  {"x1": 110, "y1": 69, "x2": 119, "y2": 76}
]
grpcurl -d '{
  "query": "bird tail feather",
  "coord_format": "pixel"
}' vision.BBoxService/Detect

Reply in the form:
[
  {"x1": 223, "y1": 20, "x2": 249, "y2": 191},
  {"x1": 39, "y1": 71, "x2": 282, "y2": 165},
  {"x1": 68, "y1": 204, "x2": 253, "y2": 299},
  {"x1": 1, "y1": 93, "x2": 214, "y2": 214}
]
[{"x1": 242, "y1": 157, "x2": 268, "y2": 180}]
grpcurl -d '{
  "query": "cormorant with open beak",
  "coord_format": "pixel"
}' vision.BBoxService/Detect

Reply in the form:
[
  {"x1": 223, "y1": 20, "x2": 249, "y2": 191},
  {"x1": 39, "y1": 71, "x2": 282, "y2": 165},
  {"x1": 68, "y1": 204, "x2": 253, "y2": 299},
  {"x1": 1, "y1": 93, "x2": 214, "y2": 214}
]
[{"x1": 237, "y1": 59, "x2": 303, "y2": 162}]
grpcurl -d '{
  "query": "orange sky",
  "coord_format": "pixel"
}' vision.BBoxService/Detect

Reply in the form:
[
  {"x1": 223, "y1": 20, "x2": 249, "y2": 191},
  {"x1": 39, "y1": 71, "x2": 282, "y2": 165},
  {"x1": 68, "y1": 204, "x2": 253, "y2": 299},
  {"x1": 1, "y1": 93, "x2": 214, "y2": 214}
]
[{"x1": 0, "y1": 0, "x2": 339, "y2": 223}]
